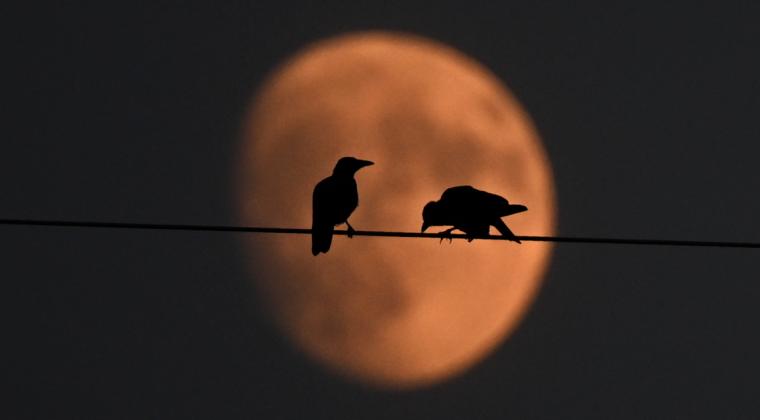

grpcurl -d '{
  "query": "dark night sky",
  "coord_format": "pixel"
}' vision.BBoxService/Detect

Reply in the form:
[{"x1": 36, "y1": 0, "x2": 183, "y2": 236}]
[{"x1": 6, "y1": 2, "x2": 760, "y2": 419}]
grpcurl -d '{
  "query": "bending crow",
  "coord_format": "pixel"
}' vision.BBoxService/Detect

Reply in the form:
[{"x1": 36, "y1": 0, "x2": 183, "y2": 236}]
[{"x1": 421, "y1": 185, "x2": 527, "y2": 243}]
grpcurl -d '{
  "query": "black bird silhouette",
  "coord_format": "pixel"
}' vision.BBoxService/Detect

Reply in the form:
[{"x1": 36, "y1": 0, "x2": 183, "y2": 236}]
[
  {"x1": 312, "y1": 157, "x2": 374, "y2": 255},
  {"x1": 421, "y1": 185, "x2": 527, "y2": 243}
]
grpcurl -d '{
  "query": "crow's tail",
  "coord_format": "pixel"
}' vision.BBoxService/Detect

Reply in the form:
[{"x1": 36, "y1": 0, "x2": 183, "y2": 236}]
[
  {"x1": 500, "y1": 204, "x2": 528, "y2": 217},
  {"x1": 311, "y1": 223, "x2": 334, "y2": 255},
  {"x1": 492, "y1": 218, "x2": 521, "y2": 244}
]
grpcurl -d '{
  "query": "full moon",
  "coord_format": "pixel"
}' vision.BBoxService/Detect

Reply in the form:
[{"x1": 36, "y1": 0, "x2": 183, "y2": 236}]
[{"x1": 238, "y1": 32, "x2": 555, "y2": 389}]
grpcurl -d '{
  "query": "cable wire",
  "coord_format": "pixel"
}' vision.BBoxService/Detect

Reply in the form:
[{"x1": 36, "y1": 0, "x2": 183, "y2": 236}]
[{"x1": 1, "y1": 218, "x2": 758, "y2": 248}]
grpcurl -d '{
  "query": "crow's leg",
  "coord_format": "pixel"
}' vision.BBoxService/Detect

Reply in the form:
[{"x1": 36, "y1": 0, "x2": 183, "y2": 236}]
[
  {"x1": 345, "y1": 221, "x2": 356, "y2": 238},
  {"x1": 438, "y1": 228, "x2": 455, "y2": 244}
]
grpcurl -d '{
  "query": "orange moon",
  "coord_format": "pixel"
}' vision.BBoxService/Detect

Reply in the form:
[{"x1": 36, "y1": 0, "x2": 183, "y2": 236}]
[{"x1": 238, "y1": 32, "x2": 555, "y2": 389}]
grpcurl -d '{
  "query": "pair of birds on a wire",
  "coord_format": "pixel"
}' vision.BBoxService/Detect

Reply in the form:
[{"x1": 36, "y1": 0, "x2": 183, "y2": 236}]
[{"x1": 312, "y1": 156, "x2": 528, "y2": 255}]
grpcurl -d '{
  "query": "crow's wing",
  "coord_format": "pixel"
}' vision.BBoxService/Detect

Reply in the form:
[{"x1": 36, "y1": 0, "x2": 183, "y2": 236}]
[
  {"x1": 332, "y1": 178, "x2": 359, "y2": 224},
  {"x1": 439, "y1": 185, "x2": 480, "y2": 203},
  {"x1": 441, "y1": 186, "x2": 525, "y2": 215},
  {"x1": 473, "y1": 189, "x2": 514, "y2": 215},
  {"x1": 312, "y1": 177, "x2": 335, "y2": 255},
  {"x1": 463, "y1": 187, "x2": 527, "y2": 217}
]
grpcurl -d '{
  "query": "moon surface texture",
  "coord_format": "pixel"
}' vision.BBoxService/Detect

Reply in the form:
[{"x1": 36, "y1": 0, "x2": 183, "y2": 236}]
[{"x1": 238, "y1": 32, "x2": 555, "y2": 389}]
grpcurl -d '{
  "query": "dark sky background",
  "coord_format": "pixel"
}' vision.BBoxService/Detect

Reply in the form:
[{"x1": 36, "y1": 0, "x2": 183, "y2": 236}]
[{"x1": 6, "y1": 2, "x2": 760, "y2": 419}]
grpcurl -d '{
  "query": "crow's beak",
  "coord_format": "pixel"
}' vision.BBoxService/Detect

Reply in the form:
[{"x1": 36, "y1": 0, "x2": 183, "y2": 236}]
[
  {"x1": 356, "y1": 159, "x2": 374, "y2": 169},
  {"x1": 421, "y1": 222, "x2": 429, "y2": 233}
]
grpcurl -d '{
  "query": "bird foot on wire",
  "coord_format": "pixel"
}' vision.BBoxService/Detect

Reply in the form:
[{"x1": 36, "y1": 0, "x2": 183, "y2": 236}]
[
  {"x1": 345, "y1": 223, "x2": 355, "y2": 238},
  {"x1": 438, "y1": 228, "x2": 455, "y2": 244}
]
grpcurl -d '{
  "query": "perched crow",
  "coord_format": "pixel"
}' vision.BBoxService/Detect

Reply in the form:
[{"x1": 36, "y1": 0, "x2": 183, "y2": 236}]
[
  {"x1": 421, "y1": 185, "x2": 527, "y2": 243},
  {"x1": 312, "y1": 157, "x2": 374, "y2": 255}
]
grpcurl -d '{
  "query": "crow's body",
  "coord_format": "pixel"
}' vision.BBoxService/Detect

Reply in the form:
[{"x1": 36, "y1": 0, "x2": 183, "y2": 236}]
[
  {"x1": 311, "y1": 176, "x2": 357, "y2": 253},
  {"x1": 311, "y1": 157, "x2": 373, "y2": 255},
  {"x1": 422, "y1": 185, "x2": 527, "y2": 243}
]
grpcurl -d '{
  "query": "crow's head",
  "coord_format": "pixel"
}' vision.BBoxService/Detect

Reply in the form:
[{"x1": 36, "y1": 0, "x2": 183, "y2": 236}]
[
  {"x1": 333, "y1": 156, "x2": 374, "y2": 176},
  {"x1": 421, "y1": 201, "x2": 442, "y2": 232}
]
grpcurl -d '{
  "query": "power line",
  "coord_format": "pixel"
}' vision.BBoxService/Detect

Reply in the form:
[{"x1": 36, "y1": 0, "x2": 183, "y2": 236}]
[{"x1": 1, "y1": 218, "x2": 758, "y2": 249}]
